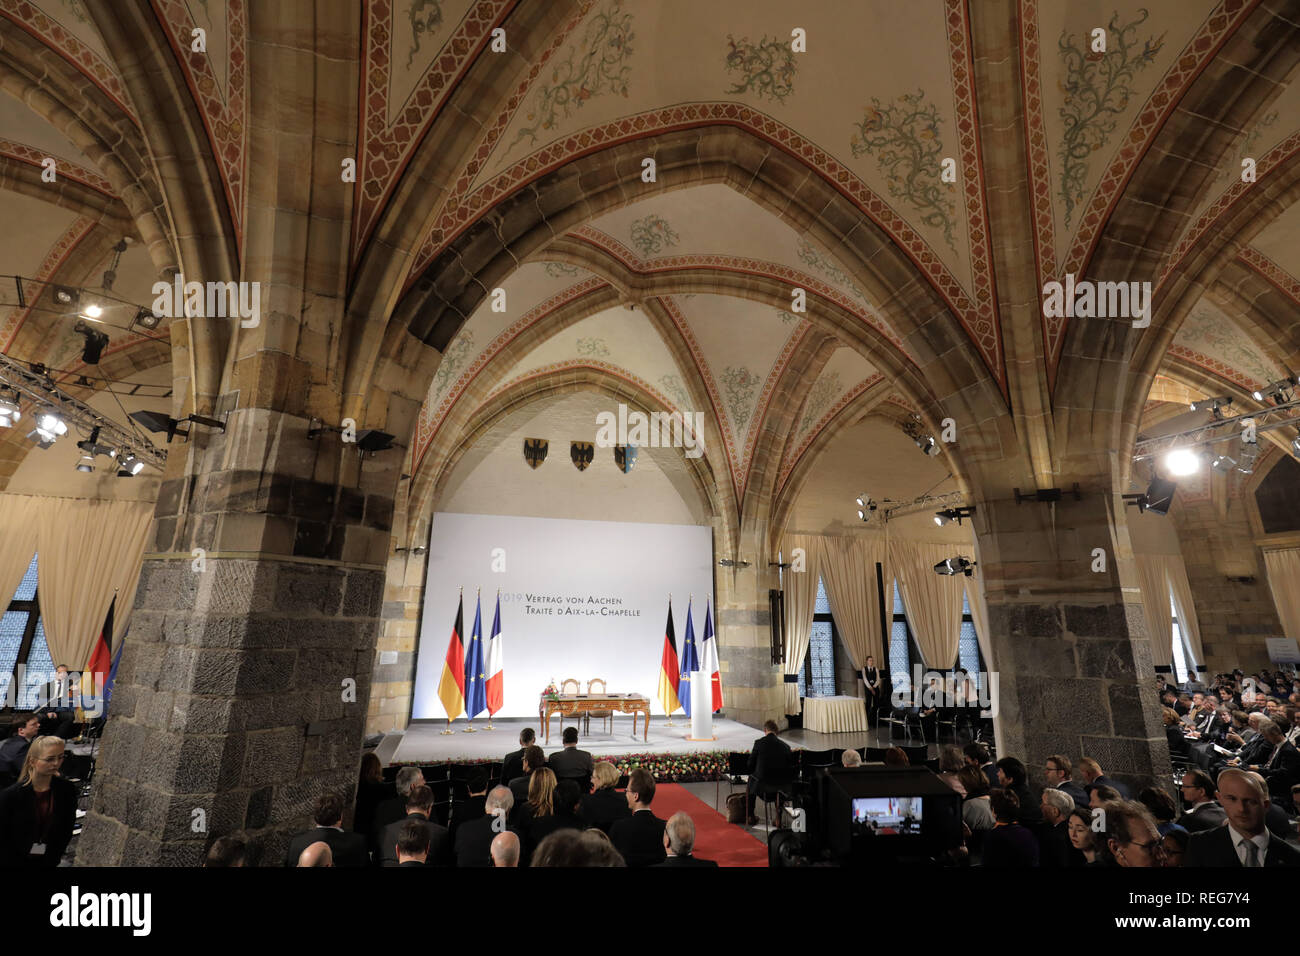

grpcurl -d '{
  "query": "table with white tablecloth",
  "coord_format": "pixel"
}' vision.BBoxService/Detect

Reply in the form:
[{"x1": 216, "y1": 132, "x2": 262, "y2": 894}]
[{"x1": 802, "y1": 694, "x2": 869, "y2": 733}]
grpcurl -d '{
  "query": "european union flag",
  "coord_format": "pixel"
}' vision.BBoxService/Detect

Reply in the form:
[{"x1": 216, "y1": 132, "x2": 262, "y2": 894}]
[
  {"x1": 679, "y1": 597, "x2": 699, "y2": 717},
  {"x1": 464, "y1": 592, "x2": 487, "y2": 719}
]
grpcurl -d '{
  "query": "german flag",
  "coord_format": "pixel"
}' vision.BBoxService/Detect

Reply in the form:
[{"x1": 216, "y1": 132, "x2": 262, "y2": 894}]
[
  {"x1": 437, "y1": 593, "x2": 466, "y2": 720},
  {"x1": 657, "y1": 599, "x2": 681, "y2": 716}
]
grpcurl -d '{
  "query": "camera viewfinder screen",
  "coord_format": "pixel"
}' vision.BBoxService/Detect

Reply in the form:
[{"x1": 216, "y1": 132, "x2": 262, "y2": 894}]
[{"x1": 851, "y1": 796, "x2": 922, "y2": 836}]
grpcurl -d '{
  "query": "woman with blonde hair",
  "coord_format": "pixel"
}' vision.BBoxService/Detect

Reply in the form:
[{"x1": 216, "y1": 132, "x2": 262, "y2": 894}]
[
  {"x1": 581, "y1": 760, "x2": 631, "y2": 834},
  {"x1": 0, "y1": 735, "x2": 78, "y2": 867}
]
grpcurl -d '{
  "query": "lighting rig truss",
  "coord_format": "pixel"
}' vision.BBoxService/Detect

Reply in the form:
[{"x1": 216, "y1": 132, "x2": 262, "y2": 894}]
[
  {"x1": 882, "y1": 490, "x2": 968, "y2": 522},
  {"x1": 1132, "y1": 396, "x2": 1300, "y2": 464},
  {"x1": 0, "y1": 352, "x2": 166, "y2": 470}
]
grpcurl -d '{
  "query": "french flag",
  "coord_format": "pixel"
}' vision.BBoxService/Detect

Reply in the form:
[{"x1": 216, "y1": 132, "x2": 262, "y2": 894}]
[
  {"x1": 485, "y1": 592, "x2": 505, "y2": 716},
  {"x1": 701, "y1": 596, "x2": 723, "y2": 712}
]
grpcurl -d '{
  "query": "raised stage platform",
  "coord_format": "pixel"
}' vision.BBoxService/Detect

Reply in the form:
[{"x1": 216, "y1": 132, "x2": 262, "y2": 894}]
[{"x1": 387, "y1": 716, "x2": 763, "y2": 764}]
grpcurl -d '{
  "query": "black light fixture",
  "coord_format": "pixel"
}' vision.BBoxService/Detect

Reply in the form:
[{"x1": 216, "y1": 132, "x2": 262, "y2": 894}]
[
  {"x1": 53, "y1": 286, "x2": 78, "y2": 306},
  {"x1": 1189, "y1": 395, "x2": 1233, "y2": 419},
  {"x1": 131, "y1": 307, "x2": 162, "y2": 331},
  {"x1": 129, "y1": 409, "x2": 225, "y2": 442},
  {"x1": 0, "y1": 388, "x2": 20, "y2": 428},
  {"x1": 856, "y1": 493, "x2": 877, "y2": 521},
  {"x1": 73, "y1": 320, "x2": 109, "y2": 364},
  {"x1": 1252, "y1": 375, "x2": 1298, "y2": 404},
  {"x1": 1143, "y1": 476, "x2": 1177, "y2": 515},
  {"x1": 307, "y1": 418, "x2": 395, "y2": 455},
  {"x1": 933, "y1": 506, "x2": 976, "y2": 526},
  {"x1": 933, "y1": 556, "x2": 976, "y2": 577},
  {"x1": 1291, "y1": 437, "x2": 1300, "y2": 460},
  {"x1": 76, "y1": 425, "x2": 117, "y2": 459},
  {"x1": 1012, "y1": 484, "x2": 1081, "y2": 505},
  {"x1": 119, "y1": 452, "x2": 144, "y2": 476}
]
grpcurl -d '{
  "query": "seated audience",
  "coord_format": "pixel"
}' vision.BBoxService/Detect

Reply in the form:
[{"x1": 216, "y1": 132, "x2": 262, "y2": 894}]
[
  {"x1": 1067, "y1": 806, "x2": 1105, "y2": 866},
  {"x1": 0, "y1": 736, "x2": 78, "y2": 868},
  {"x1": 501, "y1": 727, "x2": 535, "y2": 786},
  {"x1": 581, "y1": 760, "x2": 631, "y2": 834},
  {"x1": 353, "y1": 752, "x2": 394, "y2": 840},
  {"x1": 491, "y1": 831, "x2": 520, "y2": 868},
  {"x1": 746, "y1": 720, "x2": 794, "y2": 825},
  {"x1": 1043, "y1": 754, "x2": 1089, "y2": 810},
  {"x1": 549, "y1": 727, "x2": 594, "y2": 789},
  {"x1": 531, "y1": 828, "x2": 625, "y2": 867},
  {"x1": 1175, "y1": 770, "x2": 1225, "y2": 833},
  {"x1": 1184, "y1": 769, "x2": 1300, "y2": 867},
  {"x1": 1089, "y1": 785, "x2": 1120, "y2": 809},
  {"x1": 1103, "y1": 800, "x2": 1165, "y2": 867},
  {"x1": 1257, "y1": 719, "x2": 1300, "y2": 810},
  {"x1": 963, "y1": 743, "x2": 998, "y2": 791},
  {"x1": 395, "y1": 819, "x2": 431, "y2": 867},
  {"x1": 1078, "y1": 757, "x2": 1129, "y2": 799},
  {"x1": 841, "y1": 749, "x2": 862, "y2": 768},
  {"x1": 455, "y1": 785, "x2": 517, "y2": 867},
  {"x1": 1161, "y1": 828, "x2": 1189, "y2": 868},
  {"x1": 0, "y1": 713, "x2": 41, "y2": 788},
  {"x1": 1245, "y1": 770, "x2": 1294, "y2": 840},
  {"x1": 1038, "y1": 789, "x2": 1077, "y2": 867},
  {"x1": 376, "y1": 785, "x2": 450, "y2": 867},
  {"x1": 982, "y1": 791, "x2": 1038, "y2": 867},
  {"x1": 995, "y1": 757, "x2": 1041, "y2": 827},
  {"x1": 610, "y1": 768, "x2": 667, "y2": 867},
  {"x1": 372, "y1": 766, "x2": 424, "y2": 850},
  {"x1": 883, "y1": 747, "x2": 909, "y2": 767},
  {"x1": 653, "y1": 811, "x2": 718, "y2": 867},
  {"x1": 296, "y1": 841, "x2": 332, "y2": 867},
  {"x1": 1163, "y1": 708, "x2": 1190, "y2": 760},
  {"x1": 957, "y1": 765, "x2": 994, "y2": 832},
  {"x1": 285, "y1": 792, "x2": 368, "y2": 867},
  {"x1": 509, "y1": 745, "x2": 547, "y2": 813},
  {"x1": 204, "y1": 832, "x2": 249, "y2": 867},
  {"x1": 450, "y1": 767, "x2": 489, "y2": 837},
  {"x1": 1137, "y1": 786, "x2": 1184, "y2": 837}
]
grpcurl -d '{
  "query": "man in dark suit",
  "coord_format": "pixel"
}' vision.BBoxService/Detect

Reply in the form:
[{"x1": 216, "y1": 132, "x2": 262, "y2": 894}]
[
  {"x1": 395, "y1": 819, "x2": 432, "y2": 867},
  {"x1": 372, "y1": 766, "x2": 424, "y2": 852},
  {"x1": 0, "y1": 713, "x2": 41, "y2": 788},
  {"x1": 549, "y1": 726, "x2": 594, "y2": 787},
  {"x1": 1257, "y1": 721, "x2": 1300, "y2": 810},
  {"x1": 610, "y1": 768, "x2": 666, "y2": 867},
  {"x1": 449, "y1": 767, "x2": 488, "y2": 838},
  {"x1": 1037, "y1": 789, "x2": 1075, "y2": 867},
  {"x1": 455, "y1": 786, "x2": 516, "y2": 867},
  {"x1": 1079, "y1": 757, "x2": 1130, "y2": 799},
  {"x1": 1043, "y1": 754, "x2": 1090, "y2": 810},
  {"x1": 964, "y1": 743, "x2": 998, "y2": 791},
  {"x1": 1184, "y1": 769, "x2": 1300, "y2": 867},
  {"x1": 500, "y1": 728, "x2": 534, "y2": 788},
  {"x1": 509, "y1": 745, "x2": 546, "y2": 804},
  {"x1": 284, "y1": 793, "x2": 369, "y2": 867},
  {"x1": 652, "y1": 812, "x2": 718, "y2": 867},
  {"x1": 375, "y1": 785, "x2": 451, "y2": 866},
  {"x1": 34, "y1": 666, "x2": 78, "y2": 739},
  {"x1": 996, "y1": 757, "x2": 1042, "y2": 828},
  {"x1": 1176, "y1": 769, "x2": 1226, "y2": 833},
  {"x1": 746, "y1": 720, "x2": 793, "y2": 826}
]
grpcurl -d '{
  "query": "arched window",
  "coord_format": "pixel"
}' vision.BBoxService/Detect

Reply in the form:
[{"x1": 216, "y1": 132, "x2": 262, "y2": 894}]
[
  {"x1": 797, "y1": 576, "x2": 840, "y2": 698},
  {"x1": 0, "y1": 554, "x2": 55, "y2": 709}
]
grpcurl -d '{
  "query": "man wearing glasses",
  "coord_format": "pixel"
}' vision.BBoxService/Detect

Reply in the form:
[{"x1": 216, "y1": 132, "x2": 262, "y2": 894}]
[{"x1": 1101, "y1": 800, "x2": 1166, "y2": 868}]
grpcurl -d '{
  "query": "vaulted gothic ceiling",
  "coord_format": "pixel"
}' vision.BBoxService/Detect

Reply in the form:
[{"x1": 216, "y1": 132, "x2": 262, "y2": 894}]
[{"x1": 2, "y1": 0, "x2": 1300, "y2": 531}]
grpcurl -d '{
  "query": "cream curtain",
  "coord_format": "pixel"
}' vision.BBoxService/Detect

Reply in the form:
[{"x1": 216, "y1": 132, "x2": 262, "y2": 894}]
[
  {"x1": 1165, "y1": 554, "x2": 1205, "y2": 669},
  {"x1": 781, "y1": 534, "x2": 820, "y2": 715},
  {"x1": 962, "y1": 569, "x2": 993, "y2": 671},
  {"x1": 891, "y1": 539, "x2": 965, "y2": 669},
  {"x1": 35, "y1": 499, "x2": 153, "y2": 672},
  {"x1": 0, "y1": 495, "x2": 39, "y2": 616},
  {"x1": 1263, "y1": 549, "x2": 1300, "y2": 645},
  {"x1": 1135, "y1": 555, "x2": 1175, "y2": 671},
  {"x1": 820, "y1": 535, "x2": 886, "y2": 674}
]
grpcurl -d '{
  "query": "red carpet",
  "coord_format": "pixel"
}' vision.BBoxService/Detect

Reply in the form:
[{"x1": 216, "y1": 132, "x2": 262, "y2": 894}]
[{"x1": 651, "y1": 784, "x2": 769, "y2": 867}]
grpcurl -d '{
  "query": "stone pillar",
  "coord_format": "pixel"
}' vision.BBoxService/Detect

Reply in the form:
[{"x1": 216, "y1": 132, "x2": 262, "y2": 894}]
[
  {"x1": 972, "y1": 487, "x2": 1171, "y2": 796},
  {"x1": 714, "y1": 517, "x2": 784, "y2": 729}
]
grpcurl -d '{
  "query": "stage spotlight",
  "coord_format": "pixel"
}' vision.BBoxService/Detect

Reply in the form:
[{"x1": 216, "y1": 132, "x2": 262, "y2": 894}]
[
  {"x1": 119, "y1": 453, "x2": 144, "y2": 476},
  {"x1": 1211, "y1": 454, "x2": 1236, "y2": 473},
  {"x1": 934, "y1": 506, "x2": 976, "y2": 527},
  {"x1": 0, "y1": 388, "x2": 20, "y2": 427},
  {"x1": 76, "y1": 426, "x2": 116, "y2": 459},
  {"x1": 74, "y1": 320, "x2": 109, "y2": 364},
  {"x1": 82, "y1": 302, "x2": 103, "y2": 319},
  {"x1": 1189, "y1": 396, "x2": 1233, "y2": 418},
  {"x1": 1252, "y1": 376, "x2": 1298, "y2": 404},
  {"x1": 1162, "y1": 448, "x2": 1203, "y2": 477},
  {"x1": 75, "y1": 454, "x2": 95, "y2": 473},
  {"x1": 856, "y1": 494, "x2": 877, "y2": 521},
  {"x1": 53, "y1": 286, "x2": 77, "y2": 306},
  {"x1": 32, "y1": 407, "x2": 67, "y2": 444},
  {"x1": 1144, "y1": 476, "x2": 1177, "y2": 516},
  {"x1": 934, "y1": 512, "x2": 950, "y2": 526},
  {"x1": 1292, "y1": 437, "x2": 1300, "y2": 460},
  {"x1": 132, "y1": 308, "x2": 162, "y2": 331},
  {"x1": 933, "y1": 556, "x2": 976, "y2": 577}
]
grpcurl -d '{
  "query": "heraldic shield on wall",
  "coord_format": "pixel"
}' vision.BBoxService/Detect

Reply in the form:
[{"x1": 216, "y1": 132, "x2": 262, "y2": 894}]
[
  {"x1": 523, "y1": 438, "x2": 548, "y2": 469},
  {"x1": 570, "y1": 441, "x2": 594, "y2": 471},
  {"x1": 614, "y1": 444, "x2": 637, "y2": 473}
]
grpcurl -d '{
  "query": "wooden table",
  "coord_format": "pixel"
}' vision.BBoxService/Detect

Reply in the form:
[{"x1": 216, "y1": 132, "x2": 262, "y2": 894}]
[{"x1": 539, "y1": 694, "x2": 651, "y2": 743}]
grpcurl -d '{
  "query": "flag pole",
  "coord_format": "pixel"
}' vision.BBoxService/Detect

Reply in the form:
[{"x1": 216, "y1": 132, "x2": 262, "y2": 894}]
[
  {"x1": 485, "y1": 587, "x2": 499, "y2": 730},
  {"x1": 442, "y1": 586, "x2": 463, "y2": 734},
  {"x1": 464, "y1": 586, "x2": 480, "y2": 733},
  {"x1": 663, "y1": 591, "x2": 674, "y2": 727}
]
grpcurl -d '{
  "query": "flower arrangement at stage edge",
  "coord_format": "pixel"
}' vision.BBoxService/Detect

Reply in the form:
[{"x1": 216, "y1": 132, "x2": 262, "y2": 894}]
[{"x1": 544, "y1": 681, "x2": 559, "y2": 701}]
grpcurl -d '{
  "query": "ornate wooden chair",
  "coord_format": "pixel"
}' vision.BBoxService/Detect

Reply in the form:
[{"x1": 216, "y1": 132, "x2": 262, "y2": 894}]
[
  {"x1": 560, "y1": 678, "x2": 582, "y2": 734},
  {"x1": 586, "y1": 678, "x2": 613, "y2": 735}
]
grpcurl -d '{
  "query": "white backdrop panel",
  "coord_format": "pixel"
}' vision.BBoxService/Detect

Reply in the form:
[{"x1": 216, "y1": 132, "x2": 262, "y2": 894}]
[{"x1": 413, "y1": 512, "x2": 715, "y2": 718}]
